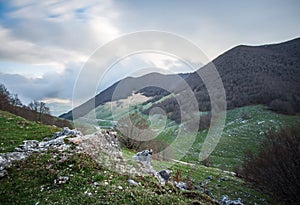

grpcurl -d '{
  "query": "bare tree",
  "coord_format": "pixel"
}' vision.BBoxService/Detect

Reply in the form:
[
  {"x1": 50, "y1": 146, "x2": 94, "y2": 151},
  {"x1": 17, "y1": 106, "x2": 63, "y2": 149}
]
[
  {"x1": 28, "y1": 100, "x2": 51, "y2": 121},
  {"x1": 10, "y1": 94, "x2": 22, "y2": 107},
  {"x1": 28, "y1": 100, "x2": 39, "y2": 112},
  {"x1": 0, "y1": 84, "x2": 10, "y2": 109}
]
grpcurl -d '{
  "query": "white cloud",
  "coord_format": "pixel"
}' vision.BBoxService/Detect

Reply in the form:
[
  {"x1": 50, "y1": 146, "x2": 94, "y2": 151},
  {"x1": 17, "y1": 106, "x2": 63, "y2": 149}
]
[
  {"x1": 42, "y1": 98, "x2": 71, "y2": 104},
  {"x1": 0, "y1": 66, "x2": 80, "y2": 104},
  {"x1": 137, "y1": 53, "x2": 182, "y2": 71},
  {"x1": 1, "y1": 0, "x2": 121, "y2": 74},
  {"x1": 0, "y1": 26, "x2": 85, "y2": 68}
]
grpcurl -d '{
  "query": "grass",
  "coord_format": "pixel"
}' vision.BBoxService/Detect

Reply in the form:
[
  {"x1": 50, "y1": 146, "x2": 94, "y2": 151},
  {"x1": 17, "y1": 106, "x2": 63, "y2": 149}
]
[
  {"x1": 0, "y1": 110, "x2": 60, "y2": 152},
  {"x1": 0, "y1": 111, "x2": 212, "y2": 204},
  {"x1": 94, "y1": 102, "x2": 300, "y2": 171},
  {"x1": 123, "y1": 149, "x2": 273, "y2": 204},
  {"x1": 0, "y1": 148, "x2": 273, "y2": 205},
  {"x1": 0, "y1": 150, "x2": 220, "y2": 205},
  {"x1": 1, "y1": 104, "x2": 297, "y2": 204},
  {"x1": 182, "y1": 105, "x2": 300, "y2": 170}
]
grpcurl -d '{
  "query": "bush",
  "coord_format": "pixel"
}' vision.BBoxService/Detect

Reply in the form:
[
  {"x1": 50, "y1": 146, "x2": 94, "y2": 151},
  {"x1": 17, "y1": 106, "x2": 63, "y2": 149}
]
[
  {"x1": 241, "y1": 126, "x2": 300, "y2": 204},
  {"x1": 268, "y1": 99, "x2": 295, "y2": 115}
]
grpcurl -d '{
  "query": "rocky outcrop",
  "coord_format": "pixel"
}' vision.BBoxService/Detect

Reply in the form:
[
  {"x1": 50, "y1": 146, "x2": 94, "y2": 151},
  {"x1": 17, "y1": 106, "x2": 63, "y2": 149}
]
[
  {"x1": 132, "y1": 149, "x2": 173, "y2": 186},
  {"x1": 69, "y1": 130, "x2": 122, "y2": 167},
  {"x1": 0, "y1": 127, "x2": 81, "y2": 178},
  {"x1": 71, "y1": 131, "x2": 157, "y2": 176}
]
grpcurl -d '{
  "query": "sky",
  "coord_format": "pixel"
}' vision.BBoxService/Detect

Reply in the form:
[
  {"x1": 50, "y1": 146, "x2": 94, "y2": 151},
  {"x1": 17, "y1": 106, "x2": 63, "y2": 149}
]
[{"x1": 0, "y1": 0, "x2": 299, "y2": 116}]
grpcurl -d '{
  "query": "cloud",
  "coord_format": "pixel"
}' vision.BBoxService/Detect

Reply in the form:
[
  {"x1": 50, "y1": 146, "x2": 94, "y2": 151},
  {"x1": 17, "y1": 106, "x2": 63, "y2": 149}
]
[
  {"x1": 0, "y1": 0, "x2": 126, "y2": 115},
  {"x1": 0, "y1": 66, "x2": 80, "y2": 115},
  {"x1": 0, "y1": 0, "x2": 121, "y2": 73},
  {"x1": 0, "y1": 66, "x2": 79, "y2": 103},
  {"x1": 0, "y1": 26, "x2": 85, "y2": 68},
  {"x1": 7, "y1": 0, "x2": 120, "y2": 52},
  {"x1": 42, "y1": 98, "x2": 71, "y2": 104}
]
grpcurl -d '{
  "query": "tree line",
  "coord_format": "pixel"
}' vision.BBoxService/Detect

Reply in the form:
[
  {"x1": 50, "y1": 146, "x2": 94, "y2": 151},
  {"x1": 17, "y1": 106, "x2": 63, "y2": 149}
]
[{"x1": 0, "y1": 84, "x2": 72, "y2": 128}]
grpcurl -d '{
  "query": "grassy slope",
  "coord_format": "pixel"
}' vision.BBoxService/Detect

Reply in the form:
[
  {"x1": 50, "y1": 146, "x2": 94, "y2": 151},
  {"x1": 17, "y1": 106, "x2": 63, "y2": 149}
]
[
  {"x1": 0, "y1": 150, "x2": 220, "y2": 205},
  {"x1": 123, "y1": 149, "x2": 273, "y2": 204},
  {"x1": 0, "y1": 110, "x2": 214, "y2": 204},
  {"x1": 0, "y1": 149, "x2": 272, "y2": 205},
  {"x1": 0, "y1": 110, "x2": 60, "y2": 152},
  {"x1": 93, "y1": 102, "x2": 300, "y2": 171},
  {"x1": 0, "y1": 109, "x2": 273, "y2": 204},
  {"x1": 182, "y1": 105, "x2": 300, "y2": 170}
]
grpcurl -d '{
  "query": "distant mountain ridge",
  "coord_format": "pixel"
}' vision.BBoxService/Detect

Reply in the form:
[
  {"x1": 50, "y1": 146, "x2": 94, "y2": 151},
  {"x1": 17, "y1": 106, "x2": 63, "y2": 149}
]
[
  {"x1": 183, "y1": 37, "x2": 300, "y2": 111},
  {"x1": 60, "y1": 37, "x2": 300, "y2": 120},
  {"x1": 60, "y1": 72, "x2": 189, "y2": 119}
]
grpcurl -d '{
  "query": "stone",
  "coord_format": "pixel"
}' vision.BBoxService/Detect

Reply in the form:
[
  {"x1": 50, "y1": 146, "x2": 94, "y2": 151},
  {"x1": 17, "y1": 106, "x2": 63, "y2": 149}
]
[
  {"x1": 156, "y1": 170, "x2": 172, "y2": 185},
  {"x1": 0, "y1": 152, "x2": 27, "y2": 178},
  {"x1": 174, "y1": 181, "x2": 187, "y2": 190},
  {"x1": 6, "y1": 152, "x2": 28, "y2": 161},
  {"x1": 0, "y1": 127, "x2": 79, "y2": 177},
  {"x1": 128, "y1": 179, "x2": 139, "y2": 186},
  {"x1": 204, "y1": 190, "x2": 213, "y2": 197},
  {"x1": 45, "y1": 127, "x2": 82, "y2": 141},
  {"x1": 61, "y1": 127, "x2": 81, "y2": 136},
  {"x1": 14, "y1": 140, "x2": 39, "y2": 152},
  {"x1": 132, "y1": 149, "x2": 153, "y2": 169},
  {"x1": 221, "y1": 195, "x2": 244, "y2": 205},
  {"x1": 38, "y1": 135, "x2": 71, "y2": 151},
  {"x1": 0, "y1": 154, "x2": 8, "y2": 171},
  {"x1": 54, "y1": 176, "x2": 69, "y2": 185},
  {"x1": 207, "y1": 176, "x2": 213, "y2": 180}
]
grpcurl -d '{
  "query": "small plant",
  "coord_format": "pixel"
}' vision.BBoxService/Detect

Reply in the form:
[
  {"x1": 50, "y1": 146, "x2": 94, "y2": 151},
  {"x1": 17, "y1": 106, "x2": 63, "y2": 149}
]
[{"x1": 174, "y1": 170, "x2": 182, "y2": 183}]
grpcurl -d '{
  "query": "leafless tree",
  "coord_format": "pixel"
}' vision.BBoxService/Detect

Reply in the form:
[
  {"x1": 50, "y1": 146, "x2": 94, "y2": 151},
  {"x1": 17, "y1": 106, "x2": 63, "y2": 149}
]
[{"x1": 28, "y1": 100, "x2": 51, "y2": 121}]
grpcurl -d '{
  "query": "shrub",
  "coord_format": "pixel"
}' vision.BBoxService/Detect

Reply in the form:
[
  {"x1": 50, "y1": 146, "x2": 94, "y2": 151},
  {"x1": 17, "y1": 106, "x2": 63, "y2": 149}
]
[
  {"x1": 241, "y1": 126, "x2": 300, "y2": 204},
  {"x1": 268, "y1": 99, "x2": 295, "y2": 115}
]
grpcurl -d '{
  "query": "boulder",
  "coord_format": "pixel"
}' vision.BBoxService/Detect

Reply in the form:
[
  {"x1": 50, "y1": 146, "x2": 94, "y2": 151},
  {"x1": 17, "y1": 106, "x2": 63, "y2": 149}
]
[
  {"x1": 156, "y1": 170, "x2": 172, "y2": 185},
  {"x1": 174, "y1": 181, "x2": 187, "y2": 190},
  {"x1": 132, "y1": 149, "x2": 153, "y2": 170}
]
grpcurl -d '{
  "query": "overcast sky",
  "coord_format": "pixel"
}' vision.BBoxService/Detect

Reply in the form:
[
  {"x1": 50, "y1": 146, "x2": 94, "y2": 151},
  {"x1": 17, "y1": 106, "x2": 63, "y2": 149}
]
[{"x1": 0, "y1": 0, "x2": 299, "y2": 115}]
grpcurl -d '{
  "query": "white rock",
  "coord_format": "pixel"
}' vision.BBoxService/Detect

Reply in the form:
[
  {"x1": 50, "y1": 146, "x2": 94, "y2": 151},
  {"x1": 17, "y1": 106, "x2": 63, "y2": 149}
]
[{"x1": 128, "y1": 179, "x2": 139, "y2": 186}]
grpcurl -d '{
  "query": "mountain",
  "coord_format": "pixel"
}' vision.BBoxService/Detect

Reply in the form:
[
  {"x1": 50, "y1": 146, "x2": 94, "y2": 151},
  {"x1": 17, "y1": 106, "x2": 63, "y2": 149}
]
[
  {"x1": 60, "y1": 37, "x2": 300, "y2": 120},
  {"x1": 186, "y1": 37, "x2": 300, "y2": 111},
  {"x1": 59, "y1": 72, "x2": 189, "y2": 119},
  {"x1": 143, "y1": 37, "x2": 300, "y2": 120}
]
